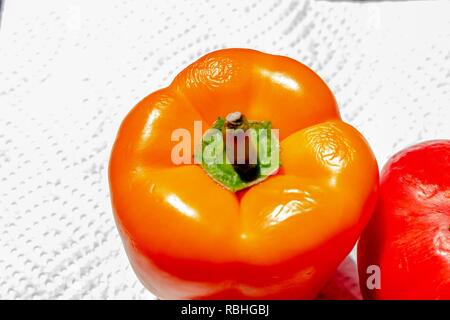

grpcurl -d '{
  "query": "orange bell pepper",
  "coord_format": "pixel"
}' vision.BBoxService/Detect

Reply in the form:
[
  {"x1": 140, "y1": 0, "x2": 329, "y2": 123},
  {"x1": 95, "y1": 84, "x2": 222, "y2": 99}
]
[{"x1": 109, "y1": 48, "x2": 378, "y2": 299}]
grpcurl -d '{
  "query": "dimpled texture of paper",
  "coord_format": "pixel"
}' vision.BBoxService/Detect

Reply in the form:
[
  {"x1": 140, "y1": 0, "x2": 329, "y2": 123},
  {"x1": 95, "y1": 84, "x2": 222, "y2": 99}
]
[{"x1": 0, "y1": 0, "x2": 449, "y2": 299}]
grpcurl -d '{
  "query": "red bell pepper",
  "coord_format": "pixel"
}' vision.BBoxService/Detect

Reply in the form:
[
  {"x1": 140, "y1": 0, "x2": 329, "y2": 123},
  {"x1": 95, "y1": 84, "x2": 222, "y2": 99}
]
[{"x1": 358, "y1": 140, "x2": 450, "y2": 299}]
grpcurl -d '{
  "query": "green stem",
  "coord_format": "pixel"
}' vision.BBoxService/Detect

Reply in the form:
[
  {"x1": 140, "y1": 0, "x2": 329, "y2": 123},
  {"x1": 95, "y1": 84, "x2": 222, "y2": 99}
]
[
  {"x1": 224, "y1": 112, "x2": 260, "y2": 182},
  {"x1": 195, "y1": 111, "x2": 280, "y2": 192}
]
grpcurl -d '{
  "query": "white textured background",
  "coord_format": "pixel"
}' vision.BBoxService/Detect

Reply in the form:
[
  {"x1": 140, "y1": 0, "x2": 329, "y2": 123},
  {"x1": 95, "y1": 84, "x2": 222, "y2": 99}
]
[{"x1": 0, "y1": 0, "x2": 449, "y2": 299}]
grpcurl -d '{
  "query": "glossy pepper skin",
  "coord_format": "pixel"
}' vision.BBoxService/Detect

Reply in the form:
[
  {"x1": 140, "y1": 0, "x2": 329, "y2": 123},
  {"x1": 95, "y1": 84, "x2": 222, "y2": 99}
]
[
  {"x1": 358, "y1": 140, "x2": 450, "y2": 300},
  {"x1": 109, "y1": 49, "x2": 378, "y2": 299}
]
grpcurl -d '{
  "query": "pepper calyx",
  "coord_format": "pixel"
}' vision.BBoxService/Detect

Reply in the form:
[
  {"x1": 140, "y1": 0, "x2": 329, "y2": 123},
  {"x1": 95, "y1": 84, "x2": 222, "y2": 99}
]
[{"x1": 195, "y1": 112, "x2": 280, "y2": 192}]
